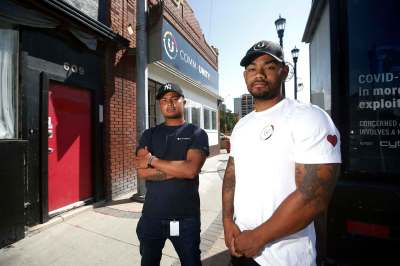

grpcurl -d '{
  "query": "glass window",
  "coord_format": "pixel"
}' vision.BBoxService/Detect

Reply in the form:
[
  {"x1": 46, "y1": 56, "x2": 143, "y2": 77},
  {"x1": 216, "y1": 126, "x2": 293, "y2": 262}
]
[
  {"x1": 211, "y1": 111, "x2": 217, "y2": 130},
  {"x1": 184, "y1": 106, "x2": 190, "y2": 123},
  {"x1": 148, "y1": 80, "x2": 158, "y2": 127},
  {"x1": 184, "y1": 99, "x2": 191, "y2": 123},
  {"x1": 191, "y1": 106, "x2": 200, "y2": 127},
  {"x1": 203, "y1": 108, "x2": 210, "y2": 129},
  {"x1": 346, "y1": 0, "x2": 400, "y2": 176},
  {"x1": 0, "y1": 26, "x2": 18, "y2": 139}
]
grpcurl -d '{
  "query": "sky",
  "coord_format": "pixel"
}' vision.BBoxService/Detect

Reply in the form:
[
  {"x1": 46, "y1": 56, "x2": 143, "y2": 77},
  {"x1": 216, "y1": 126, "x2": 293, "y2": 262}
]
[{"x1": 187, "y1": 0, "x2": 312, "y2": 111}]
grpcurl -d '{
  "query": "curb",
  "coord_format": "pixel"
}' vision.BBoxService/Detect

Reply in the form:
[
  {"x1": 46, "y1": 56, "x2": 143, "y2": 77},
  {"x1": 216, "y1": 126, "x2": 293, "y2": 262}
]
[{"x1": 26, "y1": 200, "x2": 106, "y2": 237}]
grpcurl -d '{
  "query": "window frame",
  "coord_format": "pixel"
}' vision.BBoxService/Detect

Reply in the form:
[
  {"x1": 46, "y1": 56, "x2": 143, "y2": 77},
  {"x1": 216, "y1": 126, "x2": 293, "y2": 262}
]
[
  {"x1": 211, "y1": 110, "x2": 217, "y2": 130},
  {"x1": 203, "y1": 107, "x2": 211, "y2": 130}
]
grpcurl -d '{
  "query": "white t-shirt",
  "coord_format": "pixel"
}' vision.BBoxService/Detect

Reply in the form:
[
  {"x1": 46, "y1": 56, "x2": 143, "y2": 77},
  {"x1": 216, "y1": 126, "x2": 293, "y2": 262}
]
[{"x1": 230, "y1": 98, "x2": 341, "y2": 266}]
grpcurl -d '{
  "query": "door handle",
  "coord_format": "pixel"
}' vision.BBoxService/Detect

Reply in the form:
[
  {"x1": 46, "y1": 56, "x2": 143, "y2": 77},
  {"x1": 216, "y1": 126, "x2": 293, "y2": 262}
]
[{"x1": 48, "y1": 147, "x2": 54, "y2": 154}]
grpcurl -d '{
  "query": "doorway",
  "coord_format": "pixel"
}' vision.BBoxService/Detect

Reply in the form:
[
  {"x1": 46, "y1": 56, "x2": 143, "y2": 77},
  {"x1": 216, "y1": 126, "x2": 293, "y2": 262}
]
[{"x1": 47, "y1": 81, "x2": 92, "y2": 214}]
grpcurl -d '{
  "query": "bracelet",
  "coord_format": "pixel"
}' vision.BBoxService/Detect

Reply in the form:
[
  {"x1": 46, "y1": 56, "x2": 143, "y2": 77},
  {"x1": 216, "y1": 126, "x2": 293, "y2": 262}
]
[
  {"x1": 147, "y1": 155, "x2": 155, "y2": 168},
  {"x1": 156, "y1": 169, "x2": 163, "y2": 179}
]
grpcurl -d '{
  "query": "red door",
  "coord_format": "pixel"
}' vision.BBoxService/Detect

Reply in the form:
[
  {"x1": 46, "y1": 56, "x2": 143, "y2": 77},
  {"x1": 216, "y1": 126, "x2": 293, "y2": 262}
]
[{"x1": 48, "y1": 82, "x2": 92, "y2": 213}]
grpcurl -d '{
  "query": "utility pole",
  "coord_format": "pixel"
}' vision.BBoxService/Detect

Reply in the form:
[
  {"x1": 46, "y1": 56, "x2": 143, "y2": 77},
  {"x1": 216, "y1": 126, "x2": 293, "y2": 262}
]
[{"x1": 131, "y1": 0, "x2": 148, "y2": 202}]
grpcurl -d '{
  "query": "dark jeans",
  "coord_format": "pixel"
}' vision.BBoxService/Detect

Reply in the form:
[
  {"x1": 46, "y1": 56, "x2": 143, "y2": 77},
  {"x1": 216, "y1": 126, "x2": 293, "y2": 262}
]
[
  {"x1": 136, "y1": 215, "x2": 201, "y2": 266},
  {"x1": 231, "y1": 256, "x2": 260, "y2": 266}
]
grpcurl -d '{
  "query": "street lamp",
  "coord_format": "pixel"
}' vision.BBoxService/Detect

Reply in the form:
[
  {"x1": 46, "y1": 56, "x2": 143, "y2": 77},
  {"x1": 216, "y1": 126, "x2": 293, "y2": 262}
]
[
  {"x1": 291, "y1": 46, "x2": 300, "y2": 100},
  {"x1": 275, "y1": 15, "x2": 286, "y2": 48},
  {"x1": 275, "y1": 15, "x2": 286, "y2": 97}
]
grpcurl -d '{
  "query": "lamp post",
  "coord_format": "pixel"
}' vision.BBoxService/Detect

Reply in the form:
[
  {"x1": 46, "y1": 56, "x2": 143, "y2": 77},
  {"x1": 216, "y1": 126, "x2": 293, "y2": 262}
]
[
  {"x1": 291, "y1": 46, "x2": 299, "y2": 100},
  {"x1": 275, "y1": 15, "x2": 286, "y2": 48},
  {"x1": 275, "y1": 15, "x2": 286, "y2": 97}
]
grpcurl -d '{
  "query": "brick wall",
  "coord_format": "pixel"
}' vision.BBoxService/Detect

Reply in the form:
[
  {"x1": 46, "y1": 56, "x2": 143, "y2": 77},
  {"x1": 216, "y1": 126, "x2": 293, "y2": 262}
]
[
  {"x1": 104, "y1": 0, "x2": 137, "y2": 199},
  {"x1": 103, "y1": 0, "x2": 218, "y2": 199}
]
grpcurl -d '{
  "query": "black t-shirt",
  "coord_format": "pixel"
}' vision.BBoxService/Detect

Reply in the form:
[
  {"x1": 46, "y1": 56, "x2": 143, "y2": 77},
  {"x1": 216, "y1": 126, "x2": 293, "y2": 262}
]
[{"x1": 138, "y1": 123, "x2": 209, "y2": 219}]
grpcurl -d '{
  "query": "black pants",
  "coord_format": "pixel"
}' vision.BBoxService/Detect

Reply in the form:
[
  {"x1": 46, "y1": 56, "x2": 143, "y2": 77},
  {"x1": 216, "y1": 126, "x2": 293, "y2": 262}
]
[
  {"x1": 231, "y1": 256, "x2": 260, "y2": 266},
  {"x1": 136, "y1": 216, "x2": 201, "y2": 266}
]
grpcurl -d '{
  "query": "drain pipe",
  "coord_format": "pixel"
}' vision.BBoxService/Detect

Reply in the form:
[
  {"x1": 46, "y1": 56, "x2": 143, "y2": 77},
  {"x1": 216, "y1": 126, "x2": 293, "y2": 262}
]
[{"x1": 131, "y1": 0, "x2": 148, "y2": 202}]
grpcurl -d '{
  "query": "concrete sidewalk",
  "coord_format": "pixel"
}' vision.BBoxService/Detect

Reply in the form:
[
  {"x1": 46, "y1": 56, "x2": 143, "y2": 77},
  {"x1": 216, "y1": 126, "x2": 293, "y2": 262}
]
[{"x1": 0, "y1": 152, "x2": 231, "y2": 266}]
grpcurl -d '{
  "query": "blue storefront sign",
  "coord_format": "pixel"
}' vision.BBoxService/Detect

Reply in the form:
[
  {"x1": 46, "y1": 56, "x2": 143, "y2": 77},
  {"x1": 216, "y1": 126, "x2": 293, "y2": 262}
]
[{"x1": 160, "y1": 19, "x2": 219, "y2": 93}]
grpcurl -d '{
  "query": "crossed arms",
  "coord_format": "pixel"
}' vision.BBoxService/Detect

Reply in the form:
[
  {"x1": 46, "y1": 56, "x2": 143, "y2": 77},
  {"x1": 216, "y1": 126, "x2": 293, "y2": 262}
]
[
  {"x1": 222, "y1": 156, "x2": 340, "y2": 257},
  {"x1": 134, "y1": 146, "x2": 207, "y2": 181}
]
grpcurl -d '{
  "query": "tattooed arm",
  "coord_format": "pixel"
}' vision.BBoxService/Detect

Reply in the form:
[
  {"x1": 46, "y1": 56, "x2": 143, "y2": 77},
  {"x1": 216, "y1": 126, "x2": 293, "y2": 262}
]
[
  {"x1": 222, "y1": 157, "x2": 242, "y2": 256},
  {"x1": 137, "y1": 168, "x2": 172, "y2": 181},
  {"x1": 135, "y1": 147, "x2": 172, "y2": 181},
  {"x1": 234, "y1": 163, "x2": 340, "y2": 257},
  {"x1": 149, "y1": 149, "x2": 206, "y2": 179},
  {"x1": 134, "y1": 147, "x2": 207, "y2": 180}
]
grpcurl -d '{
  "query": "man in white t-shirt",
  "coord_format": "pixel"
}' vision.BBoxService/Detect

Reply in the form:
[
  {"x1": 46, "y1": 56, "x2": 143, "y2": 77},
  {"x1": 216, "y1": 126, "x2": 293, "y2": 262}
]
[{"x1": 222, "y1": 40, "x2": 341, "y2": 266}]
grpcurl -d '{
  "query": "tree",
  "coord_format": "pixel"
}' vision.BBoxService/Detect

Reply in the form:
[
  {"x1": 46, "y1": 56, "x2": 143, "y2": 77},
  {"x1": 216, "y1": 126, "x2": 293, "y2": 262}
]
[{"x1": 220, "y1": 109, "x2": 238, "y2": 133}]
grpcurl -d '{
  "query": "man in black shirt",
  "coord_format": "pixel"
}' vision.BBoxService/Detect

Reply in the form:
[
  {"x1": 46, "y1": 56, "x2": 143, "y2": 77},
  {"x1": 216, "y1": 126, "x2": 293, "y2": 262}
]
[{"x1": 134, "y1": 83, "x2": 209, "y2": 266}]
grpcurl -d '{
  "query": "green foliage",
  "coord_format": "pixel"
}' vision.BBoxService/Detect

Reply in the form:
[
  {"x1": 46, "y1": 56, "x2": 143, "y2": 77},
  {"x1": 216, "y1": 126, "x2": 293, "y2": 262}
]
[{"x1": 220, "y1": 110, "x2": 238, "y2": 133}]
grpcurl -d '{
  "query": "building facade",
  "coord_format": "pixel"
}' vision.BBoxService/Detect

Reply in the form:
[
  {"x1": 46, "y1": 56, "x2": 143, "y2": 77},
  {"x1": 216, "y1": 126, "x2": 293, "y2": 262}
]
[
  {"x1": 240, "y1": 93, "x2": 254, "y2": 117},
  {"x1": 148, "y1": 0, "x2": 221, "y2": 156},
  {"x1": 233, "y1": 97, "x2": 241, "y2": 117},
  {"x1": 303, "y1": 0, "x2": 400, "y2": 263},
  {"x1": 0, "y1": 0, "x2": 220, "y2": 248},
  {"x1": 0, "y1": 0, "x2": 130, "y2": 247}
]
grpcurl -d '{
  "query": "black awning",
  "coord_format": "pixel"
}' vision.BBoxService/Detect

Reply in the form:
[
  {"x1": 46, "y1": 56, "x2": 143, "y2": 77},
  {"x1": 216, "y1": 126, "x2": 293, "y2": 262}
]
[{"x1": 34, "y1": 0, "x2": 129, "y2": 47}]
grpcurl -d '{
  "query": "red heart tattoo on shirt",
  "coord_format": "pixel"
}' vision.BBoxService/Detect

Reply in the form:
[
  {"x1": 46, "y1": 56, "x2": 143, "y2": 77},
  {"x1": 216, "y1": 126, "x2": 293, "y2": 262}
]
[{"x1": 327, "y1": 135, "x2": 337, "y2": 147}]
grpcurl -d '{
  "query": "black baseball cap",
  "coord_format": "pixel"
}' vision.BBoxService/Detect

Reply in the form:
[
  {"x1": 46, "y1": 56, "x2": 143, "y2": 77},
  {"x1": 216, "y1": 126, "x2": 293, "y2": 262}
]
[
  {"x1": 156, "y1": 83, "x2": 184, "y2": 100},
  {"x1": 240, "y1": 40, "x2": 284, "y2": 67}
]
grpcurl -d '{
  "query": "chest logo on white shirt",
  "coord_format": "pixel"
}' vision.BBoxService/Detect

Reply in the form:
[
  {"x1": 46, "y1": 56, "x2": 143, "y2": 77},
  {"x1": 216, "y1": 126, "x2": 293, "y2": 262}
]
[{"x1": 260, "y1": 124, "x2": 274, "y2": 140}]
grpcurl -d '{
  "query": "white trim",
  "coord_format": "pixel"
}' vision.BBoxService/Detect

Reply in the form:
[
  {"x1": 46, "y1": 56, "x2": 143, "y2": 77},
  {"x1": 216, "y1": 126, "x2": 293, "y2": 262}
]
[
  {"x1": 202, "y1": 106, "x2": 218, "y2": 130},
  {"x1": 48, "y1": 198, "x2": 93, "y2": 216}
]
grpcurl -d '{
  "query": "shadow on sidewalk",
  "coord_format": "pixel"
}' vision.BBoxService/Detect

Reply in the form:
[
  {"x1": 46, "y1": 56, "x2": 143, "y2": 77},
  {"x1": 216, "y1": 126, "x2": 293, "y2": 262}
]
[
  {"x1": 91, "y1": 197, "x2": 143, "y2": 219},
  {"x1": 95, "y1": 198, "x2": 136, "y2": 208},
  {"x1": 202, "y1": 250, "x2": 232, "y2": 266}
]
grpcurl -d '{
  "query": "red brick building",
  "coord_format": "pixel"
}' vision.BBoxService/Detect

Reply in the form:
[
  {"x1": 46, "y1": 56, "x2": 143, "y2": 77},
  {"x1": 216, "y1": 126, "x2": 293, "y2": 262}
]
[
  {"x1": 0, "y1": 0, "x2": 129, "y2": 247},
  {"x1": 105, "y1": 0, "x2": 221, "y2": 199},
  {"x1": 104, "y1": 0, "x2": 137, "y2": 199}
]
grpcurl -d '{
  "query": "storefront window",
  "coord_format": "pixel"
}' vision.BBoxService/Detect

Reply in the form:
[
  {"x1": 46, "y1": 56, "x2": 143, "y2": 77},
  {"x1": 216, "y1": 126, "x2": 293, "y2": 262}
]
[
  {"x1": 211, "y1": 110, "x2": 217, "y2": 130},
  {"x1": 148, "y1": 80, "x2": 159, "y2": 127},
  {"x1": 347, "y1": 0, "x2": 400, "y2": 175},
  {"x1": 203, "y1": 108, "x2": 210, "y2": 129},
  {"x1": 0, "y1": 25, "x2": 18, "y2": 139},
  {"x1": 191, "y1": 106, "x2": 200, "y2": 127},
  {"x1": 184, "y1": 106, "x2": 190, "y2": 123}
]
